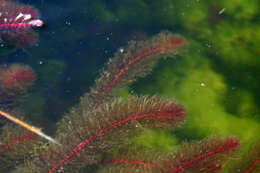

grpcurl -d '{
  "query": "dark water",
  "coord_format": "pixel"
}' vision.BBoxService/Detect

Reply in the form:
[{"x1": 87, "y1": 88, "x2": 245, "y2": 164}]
[
  {"x1": 9, "y1": 0, "x2": 170, "y2": 123},
  {"x1": 1, "y1": 0, "x2": 260, "y2": 172},
  {"x1": 3, "y1": 0, "x2": 188, "y2": 124}
]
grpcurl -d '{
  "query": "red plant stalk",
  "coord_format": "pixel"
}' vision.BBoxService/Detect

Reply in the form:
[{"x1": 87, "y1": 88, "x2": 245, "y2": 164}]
[
  {"x1": 0, "y1": 20, "x2": 43, "y2": 29},
  {"x1": 95, "y1": 39, "x2": 182, "y2": 106},
  {"x1": 0, "y1": 1, "x2": 43, "y2": 29},
  {"x1": 244, "y1": 156, "x2": 260, "y2": 173},
  {"x1": 0, "y1": 0, "x2": 43, "y2": 46},
  {"x1": 94, "y1": 33, "x2": 186, "y2": 107},
  {"x1": 49, "y1": 112, "x2": 181, "y2": 173},
  {"x1": 171, "y1": 138, "x2": 239, "y2": 173},
  {"x1": 0, "y1": 133, "x2": 36, "y2": 153}
]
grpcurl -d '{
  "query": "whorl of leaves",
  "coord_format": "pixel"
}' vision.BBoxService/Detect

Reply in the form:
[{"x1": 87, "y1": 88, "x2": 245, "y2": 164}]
[
  {"x1": 97, "y1": 136, "x2": 239, "y2": 173},
  {"x1": 152, "y1": 136, "x2": 239, "y2": 173},
  {"x1": 0, "y1": 124, "x2": 41, "y2": 172},
  {"x1": 228, "y1": 139, "x2": 260, "y2": 173},
  {"x1": 98, "y1": 145, "x2": 159, "y2": 173},
  {"x1": 57, "y1": 95, "x2": 185, "y2": 146},
  {"x1": 17, "y1": 96, "x2": 184, "y2": 173},
  {"x1": 0, "y1": 64, "x2": 36, "y2": 108},
  {"x1": 84, "y1": 31, "x2": 187, "y2": 107},
  {"x1": 0, "y1": 0, "x2": 40, "y2": 47}
]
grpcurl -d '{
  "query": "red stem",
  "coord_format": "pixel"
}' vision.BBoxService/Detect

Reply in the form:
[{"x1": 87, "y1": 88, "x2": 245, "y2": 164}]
[
  {"x1": 171, "y1": 139, "x2": 239, "y2": 173},
  {"x1": 0, "y1": 23, "x2": 32, "y2": 29},
  {"x1": 244, "y1": 156, "x2": 260, "y2": 173},
  {"x1": 49, "y1": 112, "x2": 175, "y2": 173},
  {"x1": 94, "y1": 37, "x2": 185, "y2": 107},
  {"x1": 0, "y1": 133, "x2": 36, "y2": 153}
]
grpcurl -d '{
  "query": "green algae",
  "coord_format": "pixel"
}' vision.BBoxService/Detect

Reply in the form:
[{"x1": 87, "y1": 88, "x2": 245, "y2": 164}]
[
  {"x1": 132, "y1": 129, "x2": 180, "y2": 152},
  {"x1": 215, "y1": 0, "x2": 259, "y2": 20},
  {"x1": 132, "y1": 37, "x2": 260, "y2": 155},
  {"x1": 210, "y1": 21, "x2": 260, "y2": 66}
]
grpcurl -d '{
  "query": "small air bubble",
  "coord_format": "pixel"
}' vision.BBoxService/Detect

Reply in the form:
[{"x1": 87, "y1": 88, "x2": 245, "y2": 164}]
[
  {"x1": 65, "y1": 21, "x2": 71, "y2": 26},
  {"x1": 205, "y1": 43, "x2": 212, "y2": 48},
  {"x1": 119, "y1": 48, "x2": 124, "y2": 53},
  {"x1": 201, "y1": 82, "x2": 205, "y2": 87},
  {"x1": 218, "y1": 8, "x2": 226, "y2": 15}
]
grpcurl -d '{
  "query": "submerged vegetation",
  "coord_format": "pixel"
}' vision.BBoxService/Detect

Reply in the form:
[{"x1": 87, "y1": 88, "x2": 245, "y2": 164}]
[{"x1": 0, "y1": 0, "x2": 260, "y2": 172}]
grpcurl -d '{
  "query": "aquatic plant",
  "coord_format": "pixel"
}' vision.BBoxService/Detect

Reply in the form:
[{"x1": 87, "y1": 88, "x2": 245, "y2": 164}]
[
  {"x1": 0, "y1": 0, "x2": 259, "y2": 169},
  {"x1": 228, "y1": 139, "x2": 260, "y2": 173},
  {"x1": 0, "y1": 122, "x2": 41, "y2": 172},
  {"x1": 91, "y1": 31, "x2": 186, "y2": 107},
  {"x1": 49, "y1": 95, "x2": 185, "y2": 172},
  {"x1": 98, "y1": 136, "x2": 239, "y2": 173},
  {"x1": 0, "y1": 64, "x2": 36, "y2": 103},
  {"x1": 0, "y1": 31, "x2": 188, "y2": 173},
  {"x1": 158, "y1": 136, "x2": 239, "y2": 173},
  {"x1": 0, "y1": 0, "x2": 43, "y2": 47},
  {"x1": 0, "y1": 30, "x2": 246, "y2": 173}
]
